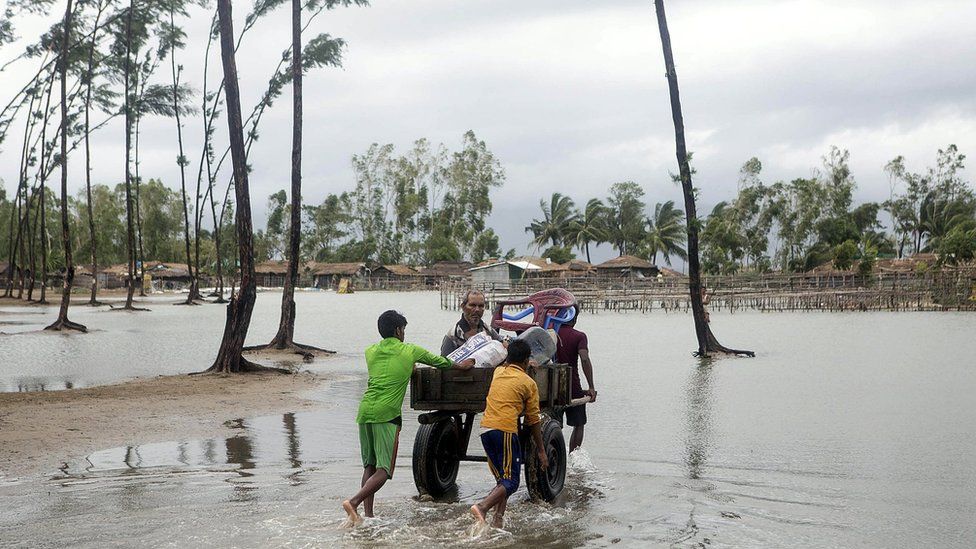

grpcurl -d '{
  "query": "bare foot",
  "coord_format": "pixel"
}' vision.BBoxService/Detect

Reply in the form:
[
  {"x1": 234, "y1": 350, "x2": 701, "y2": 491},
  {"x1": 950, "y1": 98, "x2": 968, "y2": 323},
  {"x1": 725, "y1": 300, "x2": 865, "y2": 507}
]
[
  {"x1": 342, "y1": 500, "x2": 363, "y2": 527},
  {"x1": 491, "y1": 516, "x2": 504, "y2": 529},
  {"x1": 469, "y1": 504, "x2": 486, "y2": 524}
]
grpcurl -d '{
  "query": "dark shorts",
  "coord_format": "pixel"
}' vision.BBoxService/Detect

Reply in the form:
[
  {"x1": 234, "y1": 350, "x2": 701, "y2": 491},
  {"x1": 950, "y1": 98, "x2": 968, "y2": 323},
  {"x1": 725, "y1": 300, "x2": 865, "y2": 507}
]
[
  {"x1": 559, "y1": 404, "x2": 587, "y2": 427},
  {"x1": 480, "y1": 429, "x2": 521, "y2": 496}
]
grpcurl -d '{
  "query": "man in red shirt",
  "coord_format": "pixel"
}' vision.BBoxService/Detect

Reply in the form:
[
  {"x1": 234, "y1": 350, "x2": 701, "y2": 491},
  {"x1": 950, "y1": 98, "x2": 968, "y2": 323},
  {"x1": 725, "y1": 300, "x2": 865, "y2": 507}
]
[{"x1": 555, "y1": 306, "x2": 597, "y2": 454}]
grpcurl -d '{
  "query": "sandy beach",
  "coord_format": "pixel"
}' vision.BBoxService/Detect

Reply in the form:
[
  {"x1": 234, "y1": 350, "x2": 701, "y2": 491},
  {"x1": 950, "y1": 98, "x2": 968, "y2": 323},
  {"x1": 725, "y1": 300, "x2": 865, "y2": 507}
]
[{"x1": 0, "y1": 371, "x2": 327, "y2": 480}]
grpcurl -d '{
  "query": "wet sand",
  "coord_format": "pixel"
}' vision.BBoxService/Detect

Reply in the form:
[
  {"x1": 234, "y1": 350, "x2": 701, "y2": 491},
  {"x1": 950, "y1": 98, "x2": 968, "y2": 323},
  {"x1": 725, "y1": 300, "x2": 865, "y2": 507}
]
[{"x1": 0, "y1": 371, "x2": 326, "y2": 480}]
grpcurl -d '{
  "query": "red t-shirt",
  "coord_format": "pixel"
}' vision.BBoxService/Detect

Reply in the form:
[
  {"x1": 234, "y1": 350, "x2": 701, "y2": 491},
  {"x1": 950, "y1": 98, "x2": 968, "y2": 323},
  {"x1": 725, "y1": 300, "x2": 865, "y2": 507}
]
[{"x1": 555, "y1": 325, "x2": 588, "y2": 398}]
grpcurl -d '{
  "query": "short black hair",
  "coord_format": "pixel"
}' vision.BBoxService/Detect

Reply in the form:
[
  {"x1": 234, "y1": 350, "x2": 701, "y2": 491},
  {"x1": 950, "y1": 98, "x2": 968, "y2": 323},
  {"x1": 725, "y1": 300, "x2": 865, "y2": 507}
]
[
  {"x1": 506, "y1": 339, "x2": 531, "y2": 365},
  {"x1": 377, "y1": 310, "x2": 407, "y2": 338}
]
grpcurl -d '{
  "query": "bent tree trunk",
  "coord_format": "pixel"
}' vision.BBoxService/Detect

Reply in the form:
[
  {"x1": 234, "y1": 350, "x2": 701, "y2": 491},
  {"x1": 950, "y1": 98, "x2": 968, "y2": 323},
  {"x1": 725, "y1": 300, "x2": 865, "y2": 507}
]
[
  {"x1": 118, "y1": 1, "x2": 145, "y2": 312},
  {"x1": 653, "y1": 0, "x2": 752, "y2": 357},
  {"x1": 247, "y1": 0, "x2": 330, "y2": 358},
  {"x1": 205, "y1": 0, "x2": 283, "y2": 374},
  {"x1": 46, "y1": 0, "x2": 86, "y2": 332},
  {"x1": 171, "y1": 8, "x2": 199, "y2": 305},
  {"x1": 84, "y1": 1, "x2": 105, "y2": 306}
]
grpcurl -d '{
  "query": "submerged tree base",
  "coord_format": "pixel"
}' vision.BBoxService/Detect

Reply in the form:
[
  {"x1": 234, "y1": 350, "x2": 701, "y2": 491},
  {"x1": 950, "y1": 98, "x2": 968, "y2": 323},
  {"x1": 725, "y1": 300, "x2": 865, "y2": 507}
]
[
  {"x1": 243, "y1": 340, "x2": 335, "y2": 362},
  {"x1": 196, "y1": 355, "x2": 292, "y2": 375},
  {"x1": 110, "y1": 304, "x2": 151, "y2": 312},
  {"x1": 695, "y1": 325, "x2": 755, "y2": 357},
  {"x1": 44, "y1": 318, "x2": 88, "y2": 332}
]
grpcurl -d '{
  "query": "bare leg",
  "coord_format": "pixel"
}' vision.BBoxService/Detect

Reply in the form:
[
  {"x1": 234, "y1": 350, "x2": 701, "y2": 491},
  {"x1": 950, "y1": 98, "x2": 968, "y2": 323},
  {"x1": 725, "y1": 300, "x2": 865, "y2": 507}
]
[
  {"x1": 569, "y1": 425, "x2": 585, "y2": 454},
  {"x1": 492, "y1": 495, "x2": 507, "y2": 528},
  {"x1": 471, "y1": 484, "x2": 508, "y2": 524},
  {"x1": 361, "y1": 466, "x2": 376, "y2": 517},
  {"x1": 344, "y1": 468, "x2": 389, "y2": 525}
]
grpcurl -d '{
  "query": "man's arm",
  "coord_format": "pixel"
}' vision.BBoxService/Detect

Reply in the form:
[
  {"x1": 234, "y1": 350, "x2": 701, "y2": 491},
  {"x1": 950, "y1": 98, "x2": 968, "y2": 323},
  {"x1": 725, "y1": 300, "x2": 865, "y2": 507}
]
[
  {"x1": 579, "y1": 348, "x2": 596, "y2": 402},
  {"x1": 414, "y1": 344, "x2": 474, "y2": 370}
]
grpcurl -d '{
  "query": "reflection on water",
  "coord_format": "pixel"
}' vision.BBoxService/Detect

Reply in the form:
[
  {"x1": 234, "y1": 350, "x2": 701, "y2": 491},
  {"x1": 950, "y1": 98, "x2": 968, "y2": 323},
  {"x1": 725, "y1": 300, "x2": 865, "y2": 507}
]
[
  {"x1": 684, "y1": 358, "x2": 714, "y2": 480},
  {"x1": 4, "y1": 404, "x2": 610, "y2": 548}
]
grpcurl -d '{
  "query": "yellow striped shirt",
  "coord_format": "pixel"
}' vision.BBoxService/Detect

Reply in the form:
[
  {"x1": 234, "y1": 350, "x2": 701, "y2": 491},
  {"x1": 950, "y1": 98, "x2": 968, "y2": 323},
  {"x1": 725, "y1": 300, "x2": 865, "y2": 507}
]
[{"x1": 480, "y1": 363, "x2": 541, "y2": 433}]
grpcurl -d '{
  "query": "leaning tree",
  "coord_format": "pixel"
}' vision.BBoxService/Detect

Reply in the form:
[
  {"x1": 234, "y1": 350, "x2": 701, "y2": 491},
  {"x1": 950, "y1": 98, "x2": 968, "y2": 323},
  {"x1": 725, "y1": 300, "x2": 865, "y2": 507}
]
[
  {"x1": 653, "y1": 0, "x2": 753, "y2": 357},
  {"x1": 46, "y1": 0, "x2": 86, "y2": 332},
  {"x1": 247, "y1": 0, "x2": 365, "y2": 357},
  {"x1": 204, "y1": 0, "x2": 273, "y2": 373}
]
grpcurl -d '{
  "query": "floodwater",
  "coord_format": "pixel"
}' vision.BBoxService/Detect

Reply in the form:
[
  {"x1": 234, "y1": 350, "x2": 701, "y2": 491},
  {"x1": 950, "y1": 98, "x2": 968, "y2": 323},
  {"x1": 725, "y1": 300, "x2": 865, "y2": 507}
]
[{"x1": 1, "y1": 291, "x2": 975, "y2": 547}]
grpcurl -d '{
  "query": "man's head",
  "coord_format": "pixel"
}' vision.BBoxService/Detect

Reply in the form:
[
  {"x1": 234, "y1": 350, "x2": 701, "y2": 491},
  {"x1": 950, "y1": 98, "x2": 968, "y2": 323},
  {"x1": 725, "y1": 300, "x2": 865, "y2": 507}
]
[
  {"x1": 460, "y1": 289, "x2": 487, "y2": 326},
  {"x1": 505, "y1": 339, "x2": 531, "y2": 366},
  {"x1": 377, "y1": 310, "x2": 407, "y2": 341}
]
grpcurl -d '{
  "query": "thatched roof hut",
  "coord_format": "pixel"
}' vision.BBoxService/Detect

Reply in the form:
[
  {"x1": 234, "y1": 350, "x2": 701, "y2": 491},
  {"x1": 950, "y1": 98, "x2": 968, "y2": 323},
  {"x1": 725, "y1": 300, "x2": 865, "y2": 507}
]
[
  {"x1": 309, "y1": 262, "x2": 368, "y2": 288},
  {"x1": 594, "y1": 255, "x2": 658, "y2": 277}
]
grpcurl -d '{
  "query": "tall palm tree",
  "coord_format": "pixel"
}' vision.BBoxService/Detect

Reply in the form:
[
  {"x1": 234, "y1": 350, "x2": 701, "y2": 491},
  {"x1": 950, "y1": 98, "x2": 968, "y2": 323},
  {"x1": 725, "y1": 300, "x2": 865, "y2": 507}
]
[
  {"x1": 566, "y1": 198, "x2": 608, "y2": 263},
  {"x1": 525, "y1": 192, "x2": 577, "y2": 250},
  {"x1": 645, "y1": 200, "x2": 687, "y2": 266}
]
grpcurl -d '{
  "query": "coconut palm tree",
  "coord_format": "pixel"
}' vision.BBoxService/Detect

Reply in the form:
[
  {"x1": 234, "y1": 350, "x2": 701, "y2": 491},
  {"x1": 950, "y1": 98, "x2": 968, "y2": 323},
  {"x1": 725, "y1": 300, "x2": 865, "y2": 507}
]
[
  {"x1": 645, "y1": 200, "x2": 687, "y2": 266},
  {"x1": 525, "y1": 192, "x2": 577, "y2": 250},
  {"x1": 565, "y1": 198, "x2": 608, "y2": 263}
]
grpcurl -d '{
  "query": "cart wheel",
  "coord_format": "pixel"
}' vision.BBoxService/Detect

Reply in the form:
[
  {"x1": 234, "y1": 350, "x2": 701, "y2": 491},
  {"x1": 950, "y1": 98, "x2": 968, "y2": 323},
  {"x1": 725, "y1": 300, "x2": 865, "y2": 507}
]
[
  {"x1": 412, "y1": 418, "x2": 460, "y2": 497},
  {"x1": 525, "y1": 417, "x2": 567, "y2": 502}
]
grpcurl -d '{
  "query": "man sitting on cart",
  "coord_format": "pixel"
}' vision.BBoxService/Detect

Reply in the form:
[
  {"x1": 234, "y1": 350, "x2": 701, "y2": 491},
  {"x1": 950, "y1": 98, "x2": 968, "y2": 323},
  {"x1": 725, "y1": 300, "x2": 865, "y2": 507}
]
[
  {"x1": 441, "y1": 289, "x2": 504, "y2": 356},
  {"x1": 470, "y1": 339, "x2": 548, "y2": 529},
  {"x1": 343, "y1": 310, "x2": 474, "y2": 526}
]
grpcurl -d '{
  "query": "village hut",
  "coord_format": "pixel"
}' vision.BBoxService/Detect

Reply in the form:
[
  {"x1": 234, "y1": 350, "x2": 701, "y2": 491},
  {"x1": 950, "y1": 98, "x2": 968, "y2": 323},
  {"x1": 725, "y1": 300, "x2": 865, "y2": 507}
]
[
  {"x1": 594, "y1": 255, "x2": 658, "y2": 278},
  {"x1": 47, "y1": 264, "x2": 96, "y2": 289},
  {"x1": 417, "y1": 261, "x2": 473, "y2": 286},
  {"x1": 561, "y1": 259, "x2": 594, "y2": 278},
  {"x1": 99, "y1": 263, "x2": 134, "y2": 289},
  {"x1": 310, "y1": 262, "x2": 368, "y2": 289},
  {"x1": 255, "y1": 260, "x2": 290, "y2": 287},
  {"x1": 144, "y1": 262, "x2": 193, "y2": 290},
  {"x1": 371, "y1": 264, "x2": 422, "y2": 289},
  {"x1": 469, "y1": 259, "x2": 539, "y2": 288}
]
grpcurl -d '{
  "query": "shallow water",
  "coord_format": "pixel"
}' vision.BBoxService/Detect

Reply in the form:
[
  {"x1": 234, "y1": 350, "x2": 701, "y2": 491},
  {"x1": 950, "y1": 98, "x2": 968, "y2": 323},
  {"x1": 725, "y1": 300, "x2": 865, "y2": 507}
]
[{"x1": 1, "y1": 291, "x2": 975, "y2": 547}]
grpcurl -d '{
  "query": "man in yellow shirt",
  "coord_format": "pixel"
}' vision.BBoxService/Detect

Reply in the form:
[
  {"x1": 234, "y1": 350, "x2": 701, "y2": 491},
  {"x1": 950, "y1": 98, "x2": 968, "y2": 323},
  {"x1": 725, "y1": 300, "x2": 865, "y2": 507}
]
[{"x1": 470, "y1": 339, "x2": 548, "y2": 528}]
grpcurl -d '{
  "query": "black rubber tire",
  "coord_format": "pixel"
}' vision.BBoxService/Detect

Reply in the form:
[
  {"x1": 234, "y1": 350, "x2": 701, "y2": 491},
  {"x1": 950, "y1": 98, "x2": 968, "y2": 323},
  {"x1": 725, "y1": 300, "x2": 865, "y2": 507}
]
[
  {"x1": 525, "y1": 417, "x2": 567, "y2": 502},
  {"x1": 412, "y1": 418, "x2": 461, "y2": 497}
]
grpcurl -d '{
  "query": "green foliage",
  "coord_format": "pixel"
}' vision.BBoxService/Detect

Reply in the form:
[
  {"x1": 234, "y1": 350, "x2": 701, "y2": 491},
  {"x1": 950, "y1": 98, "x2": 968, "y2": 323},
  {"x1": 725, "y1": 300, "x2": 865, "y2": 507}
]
[
  {"x1": 307, "y1": 131, "x2": 504, "y2": 265},
  {"x1": 541, "y1": 245, "x2": 575, "y2": 264},
  {"x1": 642, "y1": 200, "x2": 686, "y2": 266},
  {"x1": 564, "y1": 198, "x2": 608, "y2": 263},
  {"x1": 470, "y1": 229, "x2": 502, "y2": 263},
  {"x1": 937, "y1": 221, "x2": 976, "y2": 265},
  {"x1": 525, "y1": 193, "x2": 577, "y2": 249},
  {"x1": 832, "y1": 240, "x2": 858, "y2": 270},
  {"x1": 857, "y1": 247, "x2": 877, "y2": 277},
  {"x1": 605, "y1": 181, "x2": 646, "y2": 256}
]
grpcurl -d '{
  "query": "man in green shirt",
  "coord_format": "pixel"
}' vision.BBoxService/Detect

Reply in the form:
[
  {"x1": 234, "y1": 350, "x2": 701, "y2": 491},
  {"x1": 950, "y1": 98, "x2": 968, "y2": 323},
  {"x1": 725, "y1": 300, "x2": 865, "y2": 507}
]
[{"x1": 343, "y1": 310, "x2": 474, "y2": 526}]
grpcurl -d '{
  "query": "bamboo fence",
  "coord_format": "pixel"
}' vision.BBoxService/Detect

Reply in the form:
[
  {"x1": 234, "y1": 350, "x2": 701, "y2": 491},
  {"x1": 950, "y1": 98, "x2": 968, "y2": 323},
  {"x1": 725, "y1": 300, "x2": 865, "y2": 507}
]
[{"x1": 439, "y1": 270, "x2": 976, "y2": 313}]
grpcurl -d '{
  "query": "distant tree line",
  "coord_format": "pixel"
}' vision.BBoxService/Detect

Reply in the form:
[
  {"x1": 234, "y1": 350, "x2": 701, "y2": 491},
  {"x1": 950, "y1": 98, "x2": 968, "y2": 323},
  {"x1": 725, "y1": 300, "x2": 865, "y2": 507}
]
[
  {"x1": 3, "y1": 143, "x2": 972, "y2": 279},
  {"x1": 522, "y1": 145, "x2": 976, "y2": 274}
]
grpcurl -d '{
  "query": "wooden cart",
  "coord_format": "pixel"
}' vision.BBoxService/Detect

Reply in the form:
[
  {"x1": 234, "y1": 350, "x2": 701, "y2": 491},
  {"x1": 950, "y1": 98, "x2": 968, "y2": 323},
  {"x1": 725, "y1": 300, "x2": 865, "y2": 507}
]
[{"x1": 409, "y1": 363, "x2": 573, "y2": 502}]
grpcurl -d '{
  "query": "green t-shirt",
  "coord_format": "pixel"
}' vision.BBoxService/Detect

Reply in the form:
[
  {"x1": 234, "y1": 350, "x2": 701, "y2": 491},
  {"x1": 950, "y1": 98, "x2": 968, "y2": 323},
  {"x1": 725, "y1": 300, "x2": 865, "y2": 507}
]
[{"x1": 356, "y1": 337, "x2": 452, "y2": 424}]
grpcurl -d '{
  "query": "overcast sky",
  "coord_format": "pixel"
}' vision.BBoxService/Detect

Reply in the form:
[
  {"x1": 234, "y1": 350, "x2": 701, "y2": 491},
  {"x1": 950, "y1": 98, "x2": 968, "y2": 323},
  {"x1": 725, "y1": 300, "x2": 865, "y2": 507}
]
[{"x1": 2, "y1": 0, "x2": 974, "y2": 264}]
